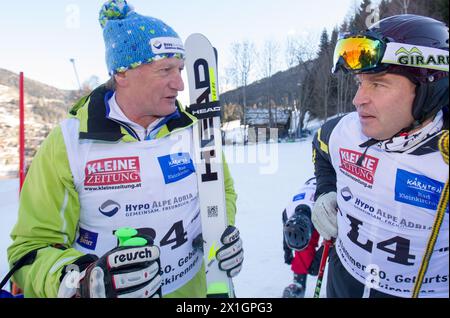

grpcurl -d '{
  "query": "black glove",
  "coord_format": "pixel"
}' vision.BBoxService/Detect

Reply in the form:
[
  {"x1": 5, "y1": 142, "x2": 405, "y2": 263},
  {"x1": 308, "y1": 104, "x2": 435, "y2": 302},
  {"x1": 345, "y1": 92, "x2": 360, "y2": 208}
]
[
  {"x1": 308, "y1": 244, "x2": 325, "y2": 276},
  {"x1": 282, "y1": 209, "x2": 293, "y2": 265},
  {"x1": 59, "y1": 239, "x2": 161, "y2": 298},
  {"x1": 216, "y1": 226, "x2": 243, "y2": 278},
  {"x1": 283, "y1": 239, "x2": 294, "y2": 265}
]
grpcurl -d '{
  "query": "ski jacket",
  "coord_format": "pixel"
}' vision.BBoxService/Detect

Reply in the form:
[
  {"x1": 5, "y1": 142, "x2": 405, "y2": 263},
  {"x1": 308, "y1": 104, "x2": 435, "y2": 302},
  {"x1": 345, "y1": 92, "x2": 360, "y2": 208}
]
[
  {"x1": 8, "y1": 85, "x2": 237, "y2": 298},
  {"x1": 312, "y1": 110, "x2": 449, "y2": 298}
]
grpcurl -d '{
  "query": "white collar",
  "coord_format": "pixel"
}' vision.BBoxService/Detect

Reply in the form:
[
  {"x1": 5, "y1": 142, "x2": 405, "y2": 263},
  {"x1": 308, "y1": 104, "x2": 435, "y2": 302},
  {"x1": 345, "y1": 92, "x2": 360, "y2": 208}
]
[
  {"x1": 376, "y1": 111, "x2": 444, "y2": 153},
  {"x1": 107, "y1": 92, "x2": 163, "y2": 141}
]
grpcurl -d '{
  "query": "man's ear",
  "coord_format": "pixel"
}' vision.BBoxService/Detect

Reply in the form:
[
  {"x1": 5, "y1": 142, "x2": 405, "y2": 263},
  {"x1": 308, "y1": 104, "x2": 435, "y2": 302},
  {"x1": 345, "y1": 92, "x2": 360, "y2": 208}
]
[{"x1": 114, "y1": 72, "x2": 128, "y2": 88}]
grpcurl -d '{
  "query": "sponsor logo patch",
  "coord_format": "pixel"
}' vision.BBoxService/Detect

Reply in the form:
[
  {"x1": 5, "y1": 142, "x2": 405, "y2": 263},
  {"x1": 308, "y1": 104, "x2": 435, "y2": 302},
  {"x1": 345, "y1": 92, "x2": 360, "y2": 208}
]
[
  {"x1": 109, "y1": 246, "x2": 159, "y2": 268},
  {"x1": 76, "y1": 228, "x2": 98, "y2": 250},
  {"x1": 99, "y1": 200, "x2": 121, "y2": 217},
  {"x1": 342, "y1": 186, "x2": 433, "y2": 230},
  {"x1": 125, "y1": 193, "x2": 195, "y2": 216},
  {"x1": 84, "y1": 156, "x2": 142, "y2": 190},
  {"x1": 293, "y1": 193, "x2": 306, "y2": 202},
  {"x1": 395, "y1": 46, "x2": 449, "y2": 69},
  {"x1": 340, "y1": 186, "x2": 353, "y2": 202},
  {"x1": 395, "y1": 169, "x2": 447, "y2": 212},
  {"x1": 382, "y1": 43, "x2": 449, "y2": 72},
  {"x1": 158, "y1": 153, "x2": 195, "y2": 184},
  {"x1": 150, "y1": 37, "x2": 185, "y2": 55},
  {"x1": 339, "y1": 148, "x2": 379, "y2": 188}
]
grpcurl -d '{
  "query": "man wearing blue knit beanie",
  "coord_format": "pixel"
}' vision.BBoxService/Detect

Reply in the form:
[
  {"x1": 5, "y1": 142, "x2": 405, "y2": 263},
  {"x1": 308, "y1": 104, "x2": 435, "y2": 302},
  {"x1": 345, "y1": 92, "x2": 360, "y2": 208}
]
[
  {"x1": 8, "y1": 0, "x2": 242, "y2": 298},
  {"x1": 99, "y1": 0, "x2": 185, "y2": 75}
]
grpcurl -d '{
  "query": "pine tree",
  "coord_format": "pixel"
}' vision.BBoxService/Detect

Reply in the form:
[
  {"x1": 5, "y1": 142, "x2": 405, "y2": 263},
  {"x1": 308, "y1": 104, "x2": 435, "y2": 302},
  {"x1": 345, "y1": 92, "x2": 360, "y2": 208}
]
[
  {"x1": 339, "y1": 20, "x2": 349, "y2": 33},
  {"x1": 350, "y1": 0, "x2": 374, "y2": 31},
  {"x1": 378, "y1": 0, "x2": 448, "y2": 23},
  {"x1": 318, "y1": 29, "x2": 329, "y2": 58},
  {"x1": 315, "y1": 29, "x2": 334, "y2": 119},
  {"x1": 438, "y1": 0, "x2": 449, "y2": 24},
  {"x1": 379, "y1": 0, "x2": 392, "y2": 19},
  {"x1": 329, "y1": 28, "x2": 339, "y2": 52}
]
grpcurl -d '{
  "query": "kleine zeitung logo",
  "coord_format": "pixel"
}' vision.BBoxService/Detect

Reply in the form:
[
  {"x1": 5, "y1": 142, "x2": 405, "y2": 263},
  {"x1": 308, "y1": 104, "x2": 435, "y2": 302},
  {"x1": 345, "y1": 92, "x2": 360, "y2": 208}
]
[
  {"x1": 84, "y1": 156, "x2": 141, "y2": 186},
  {"x1": 339, "y1": 148, "x2": 379, "y2": 186}
]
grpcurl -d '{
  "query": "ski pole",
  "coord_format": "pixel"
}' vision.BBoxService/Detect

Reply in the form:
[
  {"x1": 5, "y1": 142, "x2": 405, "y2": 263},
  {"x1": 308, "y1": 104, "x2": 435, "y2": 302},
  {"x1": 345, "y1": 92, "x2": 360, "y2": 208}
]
[
  {"x1": 313, "y1": 239, "x2": 333, "y2": 298},
  {"x1": 412, "y1": 131, "x2": 449, "y2": 298}
]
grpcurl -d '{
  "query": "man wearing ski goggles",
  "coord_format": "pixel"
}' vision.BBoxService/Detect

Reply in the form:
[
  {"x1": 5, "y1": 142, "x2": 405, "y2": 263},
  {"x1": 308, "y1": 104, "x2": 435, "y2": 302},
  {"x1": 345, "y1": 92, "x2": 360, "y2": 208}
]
[{"x1": 311, "y1": 14, "x2": 449, "y2": 298}]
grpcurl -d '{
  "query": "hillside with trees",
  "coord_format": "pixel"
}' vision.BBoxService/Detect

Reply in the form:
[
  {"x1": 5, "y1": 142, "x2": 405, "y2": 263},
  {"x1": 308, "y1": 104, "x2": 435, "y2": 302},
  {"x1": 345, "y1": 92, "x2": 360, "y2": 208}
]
[
  {"x1": 220, "y1": 0, "x2": 448, "y2": 135},
  {"x1": 0, "y1": 68, "x2": 80, "y2": 177}
]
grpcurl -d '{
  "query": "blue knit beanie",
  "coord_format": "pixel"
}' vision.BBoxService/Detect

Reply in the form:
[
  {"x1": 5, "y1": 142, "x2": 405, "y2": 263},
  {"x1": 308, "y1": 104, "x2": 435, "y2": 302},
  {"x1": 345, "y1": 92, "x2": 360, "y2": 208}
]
[{"x1": 99, "y1": 0, "x2": 185, "y2": 75}]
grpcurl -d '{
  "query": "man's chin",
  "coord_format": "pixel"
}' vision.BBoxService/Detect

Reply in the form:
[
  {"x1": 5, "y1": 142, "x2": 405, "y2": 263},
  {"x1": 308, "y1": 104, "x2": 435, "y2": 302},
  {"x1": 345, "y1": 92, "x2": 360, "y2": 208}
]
[
  {"x1": 155, "y1": 111, "x2": 176, "y2": 119},
  {"x1": 362, "y1": 129, "x2": 391, "y2": 141},
  {"x1": 159, "y1": 103, "x2": 177, "y2": 113},
  {"x1": 361, "y1": 126, "x2": 380, "y2": 140}
]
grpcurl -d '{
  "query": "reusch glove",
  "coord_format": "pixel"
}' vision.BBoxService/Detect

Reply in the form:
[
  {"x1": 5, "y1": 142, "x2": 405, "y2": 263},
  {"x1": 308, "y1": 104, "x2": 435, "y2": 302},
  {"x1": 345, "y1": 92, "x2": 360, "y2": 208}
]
[
  {"x1": 59, "y1": 237, "x2": 161, "y2": 298},
  {"x1": 311, "y1": 192, "x2": 338, "y2": 241},
  {"x1": 216, "y1": 226, "x2": 243, "y2": 278}
]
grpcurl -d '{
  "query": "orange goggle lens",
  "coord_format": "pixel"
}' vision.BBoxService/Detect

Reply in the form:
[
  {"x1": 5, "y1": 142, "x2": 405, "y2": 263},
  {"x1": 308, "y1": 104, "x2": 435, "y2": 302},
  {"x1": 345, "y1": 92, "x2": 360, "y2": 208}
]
[{"x1": 333, "y1": 37, "x2": 384, "y2": 72}]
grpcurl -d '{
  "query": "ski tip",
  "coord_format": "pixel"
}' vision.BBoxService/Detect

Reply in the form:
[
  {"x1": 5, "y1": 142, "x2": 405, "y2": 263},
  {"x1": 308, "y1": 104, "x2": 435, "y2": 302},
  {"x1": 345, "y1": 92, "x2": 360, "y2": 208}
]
[{"x1": 185, "y1": 33, "x2": 213, "y2": 47}]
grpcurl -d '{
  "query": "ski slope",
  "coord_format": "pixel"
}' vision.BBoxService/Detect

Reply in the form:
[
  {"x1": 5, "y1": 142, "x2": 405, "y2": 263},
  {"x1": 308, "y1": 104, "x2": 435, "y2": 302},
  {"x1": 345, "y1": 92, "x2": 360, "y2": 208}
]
[{"x1": 0, "y1": 139, "x2": 327, "y2": 297}]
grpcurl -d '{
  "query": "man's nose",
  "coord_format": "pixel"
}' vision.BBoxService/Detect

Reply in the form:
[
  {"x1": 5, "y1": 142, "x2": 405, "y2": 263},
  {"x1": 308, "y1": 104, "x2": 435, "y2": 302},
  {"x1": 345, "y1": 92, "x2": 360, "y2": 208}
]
[
  {"x1": 170, "y1": 72, "x2": 184, "y2": 91},
  {"x1": 353, "y1": 85, "x2": 370, "y2": 109}
]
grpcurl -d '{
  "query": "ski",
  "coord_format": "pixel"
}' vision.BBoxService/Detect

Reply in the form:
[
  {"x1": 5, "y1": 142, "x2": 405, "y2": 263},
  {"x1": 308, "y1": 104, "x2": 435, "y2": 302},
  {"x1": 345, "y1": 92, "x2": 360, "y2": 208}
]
[{"x1": 185, "y1": 33, "x2": 234, "y2": 298}]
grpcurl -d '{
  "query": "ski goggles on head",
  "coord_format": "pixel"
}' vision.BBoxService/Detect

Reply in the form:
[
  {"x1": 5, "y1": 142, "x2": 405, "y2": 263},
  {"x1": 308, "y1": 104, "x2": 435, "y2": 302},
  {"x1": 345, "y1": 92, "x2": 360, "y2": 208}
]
[
  {"x1": 332, "y1": 33, "x2": 386, "y2": 73},
  {"x1": 332, "y1": 32, "x2": 450, "y2": 74}
]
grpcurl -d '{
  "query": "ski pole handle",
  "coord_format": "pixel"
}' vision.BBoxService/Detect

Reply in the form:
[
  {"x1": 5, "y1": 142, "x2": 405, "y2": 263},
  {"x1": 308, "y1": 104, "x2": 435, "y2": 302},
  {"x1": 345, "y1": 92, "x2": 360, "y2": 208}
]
[{"x1": 314, "y1": 239, "x2": 333, "y2": 298}]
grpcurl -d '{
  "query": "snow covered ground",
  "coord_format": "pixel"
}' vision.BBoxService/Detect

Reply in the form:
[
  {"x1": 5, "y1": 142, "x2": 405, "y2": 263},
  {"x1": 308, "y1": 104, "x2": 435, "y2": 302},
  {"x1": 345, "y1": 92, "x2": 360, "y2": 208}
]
[
  {"x1": 0, "y1": 178, "x2": 20, "y2": 292},
  {"x1": 0, "y1": 139, "x2": 327, "y2": 297}
]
